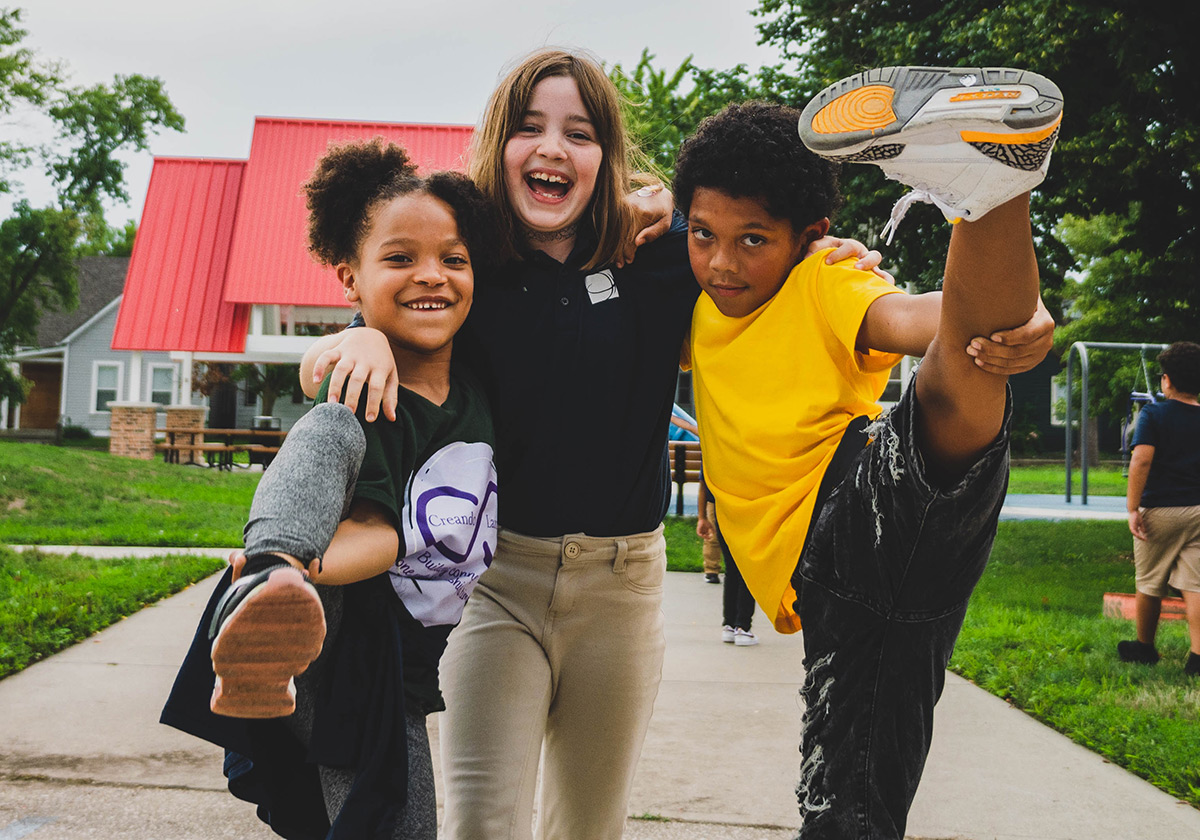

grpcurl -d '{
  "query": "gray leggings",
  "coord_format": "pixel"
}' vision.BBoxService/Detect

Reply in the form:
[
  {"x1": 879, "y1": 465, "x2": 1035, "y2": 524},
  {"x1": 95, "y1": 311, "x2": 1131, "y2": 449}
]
[{"x1": 245, "y1": 402, "x2": 437, "y2": 839}]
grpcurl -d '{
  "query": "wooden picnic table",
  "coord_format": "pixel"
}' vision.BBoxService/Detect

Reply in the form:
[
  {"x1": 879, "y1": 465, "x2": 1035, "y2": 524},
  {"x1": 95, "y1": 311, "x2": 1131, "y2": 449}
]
[{"x1": 157, "y1": 427, "x2": 287, "y2": 470}]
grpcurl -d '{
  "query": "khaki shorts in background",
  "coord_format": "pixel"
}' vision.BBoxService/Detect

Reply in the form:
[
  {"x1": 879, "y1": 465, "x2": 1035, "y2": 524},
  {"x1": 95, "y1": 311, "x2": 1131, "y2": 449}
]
[{"x1": 1133, "y1": 504, "x2": 1200, "y2": 596}]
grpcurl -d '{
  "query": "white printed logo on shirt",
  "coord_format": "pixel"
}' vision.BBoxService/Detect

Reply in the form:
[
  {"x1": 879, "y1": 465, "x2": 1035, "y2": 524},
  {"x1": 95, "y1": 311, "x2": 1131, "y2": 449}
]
[
  {"x1": 391, "y1": 441, "x2": 498, "y2": 627},
  {"x1": 585, "y1": 270, "x2": 619, "y2": 304}
]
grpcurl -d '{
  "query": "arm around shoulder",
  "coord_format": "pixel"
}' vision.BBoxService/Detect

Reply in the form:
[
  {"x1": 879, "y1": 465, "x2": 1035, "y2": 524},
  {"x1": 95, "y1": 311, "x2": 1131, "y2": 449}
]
[{"x1": 299, "y1": 326, "x2": 399, "y2": 423}]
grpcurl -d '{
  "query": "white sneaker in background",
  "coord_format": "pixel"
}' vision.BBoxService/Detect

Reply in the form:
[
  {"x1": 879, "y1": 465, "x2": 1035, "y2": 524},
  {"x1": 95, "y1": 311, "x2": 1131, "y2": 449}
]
[{"x1": 734, "y1": 628, "x2": 759, "y2": 647}]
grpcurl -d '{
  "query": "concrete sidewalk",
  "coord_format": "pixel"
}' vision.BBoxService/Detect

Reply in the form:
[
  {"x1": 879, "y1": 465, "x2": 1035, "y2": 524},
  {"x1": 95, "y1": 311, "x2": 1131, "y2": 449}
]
[{"x1": 1, "y1": 549, "x2": 1198, "y2": 839}]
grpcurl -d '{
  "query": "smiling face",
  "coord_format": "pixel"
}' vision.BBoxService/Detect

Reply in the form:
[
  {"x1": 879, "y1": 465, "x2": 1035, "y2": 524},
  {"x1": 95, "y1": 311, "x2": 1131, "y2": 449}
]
[
  {"x1": 338, "y1": 192, "x2": 473, "y2": 360},
  {"x1": 687, "y1": 187, "x2": 827, "y2": 319},
  {"x1": 502, "y1": 75, "x2": 603, "y2": 241}
]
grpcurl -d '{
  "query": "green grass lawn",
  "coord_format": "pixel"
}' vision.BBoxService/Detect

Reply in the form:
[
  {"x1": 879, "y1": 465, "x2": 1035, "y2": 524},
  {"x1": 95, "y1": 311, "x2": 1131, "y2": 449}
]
[
  {"x1": 1007, "y1": 463, "x2": 1127, "y2": 495},
  {"x1": 0, "y1": 441, "x2": 259, "y2": 546},
  {"x1": 0, "y1": 545, "x2": 224, "y2": 679},
  {"x1": 953, "y1": 520, "x2": 1200, "y2": 807}
]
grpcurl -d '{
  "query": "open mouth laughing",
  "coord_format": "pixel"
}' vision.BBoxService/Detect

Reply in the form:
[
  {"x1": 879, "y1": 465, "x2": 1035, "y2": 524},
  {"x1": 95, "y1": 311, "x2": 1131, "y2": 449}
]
[{"x1": 525, "y1": 169, "x2": 572, "y2": 201}]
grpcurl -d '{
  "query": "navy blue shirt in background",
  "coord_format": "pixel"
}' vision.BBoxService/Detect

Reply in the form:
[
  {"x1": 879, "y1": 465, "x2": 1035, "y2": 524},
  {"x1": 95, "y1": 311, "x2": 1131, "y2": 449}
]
[
  {"x1": 1131, "y1": 399, "x2": 1200, "y2": 508},
  {"x1": 352, "y1": 216, "x2": 697, "y2": 538}
]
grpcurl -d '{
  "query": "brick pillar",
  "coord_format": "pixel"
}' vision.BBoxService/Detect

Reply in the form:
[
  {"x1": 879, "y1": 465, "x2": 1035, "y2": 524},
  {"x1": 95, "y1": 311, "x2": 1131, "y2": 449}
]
[
  {"x1": 108, "y1": 402, "x2": 160, "y2": 460},
  {"x1": 165, "y1": 405, "x2": 208, "y2": 464}
]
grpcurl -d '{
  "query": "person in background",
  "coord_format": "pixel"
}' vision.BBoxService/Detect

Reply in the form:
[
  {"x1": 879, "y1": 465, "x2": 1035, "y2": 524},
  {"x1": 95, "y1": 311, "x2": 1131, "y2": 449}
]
[{"x1": 1120, "y1": 340, "x2": 1200, "y2": 677}]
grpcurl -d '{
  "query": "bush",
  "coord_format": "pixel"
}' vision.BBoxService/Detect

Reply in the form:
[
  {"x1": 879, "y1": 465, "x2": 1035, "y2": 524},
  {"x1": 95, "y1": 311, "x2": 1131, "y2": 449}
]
[{"x1": 60, "y1": 424, "x2": 93, "y2": 441}]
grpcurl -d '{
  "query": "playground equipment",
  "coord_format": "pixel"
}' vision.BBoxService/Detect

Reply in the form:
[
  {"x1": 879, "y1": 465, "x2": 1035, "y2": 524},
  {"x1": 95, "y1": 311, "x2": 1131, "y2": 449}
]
[
  {"x1": 1063, "y1": 341, "x2": 1168, "y2": 504},
  {"x1": 1118, "y1": 352, "x2": 1161, "y2": 476}
]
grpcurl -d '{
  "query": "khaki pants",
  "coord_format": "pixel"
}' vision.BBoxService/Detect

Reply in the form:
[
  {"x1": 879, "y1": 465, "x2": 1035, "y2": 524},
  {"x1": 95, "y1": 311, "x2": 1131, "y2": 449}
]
[
  {"x1": 1134, "y1": 504, "x2": 1200, "y2": 596},
  {"x1": 439, "y1": 526, "x2": 667, "y2": 840}
]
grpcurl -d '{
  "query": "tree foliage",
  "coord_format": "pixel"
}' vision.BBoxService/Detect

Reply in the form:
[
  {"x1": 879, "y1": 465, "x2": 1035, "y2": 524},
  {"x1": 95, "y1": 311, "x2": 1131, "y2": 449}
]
[
  {"x1": 750, "y1": 0, "x2": 1200, "y2": 407},
  {"x1": 609, "y1": 50, "x2": 796, "y2": 182},
  {"x1": 0, "y1": 7, "x2": 183, "y2": 404},
  {"x1": 613, "y1": 2, "x2": 1198, "y2": 422}
]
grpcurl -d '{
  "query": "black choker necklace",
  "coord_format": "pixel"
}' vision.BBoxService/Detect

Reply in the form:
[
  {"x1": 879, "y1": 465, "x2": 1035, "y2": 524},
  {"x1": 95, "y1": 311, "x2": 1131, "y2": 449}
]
[{"x1": 524, "y1": 223, "x2": 578, "y2": 243}]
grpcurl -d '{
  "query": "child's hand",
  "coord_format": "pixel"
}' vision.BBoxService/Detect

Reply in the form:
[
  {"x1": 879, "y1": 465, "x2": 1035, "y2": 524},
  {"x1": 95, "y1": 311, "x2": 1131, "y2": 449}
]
[
  {"x1": 617, "y1": 184, "x2": 674, "y2": 268},
  {"x1": 1128, "y1": 508, "x2": 1147, "y2": 541},
  {"x1": 814, "y1": 236, "x2": 895, "y2": 285},
  {"x1": 696, "y1": 518, "x2": 715, "y2": 540},
  {"x1": 965, "y1": 296, "x2": 1055, "y2": 375},
  {"x1": 312, "y1": 327, "x2": 399, "y2": 423},
  {"x1": 228, "y1": 550, "x2": 246, "y2": 582}
]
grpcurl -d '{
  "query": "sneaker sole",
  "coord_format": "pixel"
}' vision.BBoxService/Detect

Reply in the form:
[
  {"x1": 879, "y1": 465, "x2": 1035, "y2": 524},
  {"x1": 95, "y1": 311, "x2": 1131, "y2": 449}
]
[
  {"x1": 209, "y1": 568, "x2": 326, "y2": 718},
  {"x1": 799, "y1": 66, "x2": 1062, "y2": 171}
]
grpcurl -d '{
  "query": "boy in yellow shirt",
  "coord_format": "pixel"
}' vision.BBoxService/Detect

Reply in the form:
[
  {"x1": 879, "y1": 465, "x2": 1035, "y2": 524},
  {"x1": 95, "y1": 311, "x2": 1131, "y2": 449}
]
[{"x1": 674, "y1": 66, "x2": 1062, "y2": 839}]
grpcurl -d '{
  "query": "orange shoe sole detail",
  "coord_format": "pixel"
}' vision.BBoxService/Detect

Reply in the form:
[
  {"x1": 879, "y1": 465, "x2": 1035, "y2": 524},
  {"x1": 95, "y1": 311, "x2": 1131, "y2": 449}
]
[
  {"x1": 810, "y1": 84, "x2": 897, "y2": 135},
  {"x1": 949, "y1": 89, "x2": 1022, "y2": 103},
  {"x1": 961, "y1": 112, "x2": 1063, "y2": 145}
]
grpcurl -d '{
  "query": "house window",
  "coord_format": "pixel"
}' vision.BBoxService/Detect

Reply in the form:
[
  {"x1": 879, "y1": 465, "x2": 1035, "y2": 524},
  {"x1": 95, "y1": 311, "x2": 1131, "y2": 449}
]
[
  {"x1": 149, "y1": 364, "x2": 176, "y2": 406},
  {"x1": 92, "y1": 362, "x2": 123, "y2": 413}
]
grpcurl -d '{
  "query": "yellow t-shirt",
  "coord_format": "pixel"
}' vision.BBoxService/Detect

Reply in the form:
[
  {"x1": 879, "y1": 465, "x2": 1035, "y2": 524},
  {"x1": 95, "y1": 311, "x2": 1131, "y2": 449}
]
[{"x1": 690, "y1": 250, "x2": 904, "y2": 633}]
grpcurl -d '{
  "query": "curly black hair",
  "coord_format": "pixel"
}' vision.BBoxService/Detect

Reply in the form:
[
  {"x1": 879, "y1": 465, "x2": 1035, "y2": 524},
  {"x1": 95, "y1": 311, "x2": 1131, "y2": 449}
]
[
  {"x1": 303, "y1": 137, "x2": 499, "y2": 269},
  {"x1": 674, "y1": 102, "x2": 843, "y2": 234},
  {"x1": 1158, "y1": 341, "x2": 1200, "y2": 395}
]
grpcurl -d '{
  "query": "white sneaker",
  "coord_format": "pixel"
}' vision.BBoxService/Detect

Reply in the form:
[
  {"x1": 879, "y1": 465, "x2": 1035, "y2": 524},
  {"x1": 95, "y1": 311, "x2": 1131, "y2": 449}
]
[
  {"x1": 722, "y1": 625, "x2": 736, "y2": 643},
  {"x1": 734, "y1": 628, "x2": 759, "y2": 647},
  {"x1": 798, "y1": 66, "x2": 1062, "y2": 241}
]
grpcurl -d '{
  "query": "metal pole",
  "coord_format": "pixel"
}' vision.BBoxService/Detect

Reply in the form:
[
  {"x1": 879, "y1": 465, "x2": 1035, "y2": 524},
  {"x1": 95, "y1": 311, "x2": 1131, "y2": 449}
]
[
  {"x1": 1065, "y1": 343, "x2": 1075, "y2": 503},
  {"x1": 1062, "y1": 342, "x2": 1169, "y2": 505},
  {"x1": 1080, "y1": 344, "x2": 1090, "y2": 504}
]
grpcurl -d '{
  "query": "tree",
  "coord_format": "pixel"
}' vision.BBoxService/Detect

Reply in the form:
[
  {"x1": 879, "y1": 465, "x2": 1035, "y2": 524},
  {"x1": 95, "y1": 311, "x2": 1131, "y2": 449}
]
[
  {"x1": 750, "y1": 0, "x2": 1200, "y2": 396},
  {"x1": 234, "y1": 364, "x2": 300, "y2": 418},
  {"x1": 609, "y1": 50, "x2": 795, "y2": 182},
  {"x1": 0, "y1": 7, "x2": 183, "y2": 403}
]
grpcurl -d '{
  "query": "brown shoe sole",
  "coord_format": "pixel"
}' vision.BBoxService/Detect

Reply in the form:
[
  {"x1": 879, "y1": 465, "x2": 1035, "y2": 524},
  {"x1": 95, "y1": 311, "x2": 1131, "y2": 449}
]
[{"x1": 209, "y1": 568, "x2": 326, "y2": 718}]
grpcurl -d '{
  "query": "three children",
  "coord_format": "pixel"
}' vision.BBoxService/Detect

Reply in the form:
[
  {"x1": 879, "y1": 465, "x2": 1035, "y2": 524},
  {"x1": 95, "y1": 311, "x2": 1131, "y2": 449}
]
[{"x1": 165, "y1": 55, "x2": 1063, "y2": 840}]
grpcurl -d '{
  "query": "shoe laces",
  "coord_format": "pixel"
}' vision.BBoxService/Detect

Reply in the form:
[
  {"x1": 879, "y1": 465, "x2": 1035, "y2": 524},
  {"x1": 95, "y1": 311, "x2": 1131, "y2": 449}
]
[{"x1": 879, "y1": 188, "x2": 960, "y2": 245}]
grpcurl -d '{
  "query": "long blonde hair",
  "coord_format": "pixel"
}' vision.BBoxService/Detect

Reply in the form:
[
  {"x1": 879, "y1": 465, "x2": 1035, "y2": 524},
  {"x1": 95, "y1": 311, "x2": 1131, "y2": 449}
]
[{"x1": 470, "y1": 49, "x2": 646, "y2": 271}]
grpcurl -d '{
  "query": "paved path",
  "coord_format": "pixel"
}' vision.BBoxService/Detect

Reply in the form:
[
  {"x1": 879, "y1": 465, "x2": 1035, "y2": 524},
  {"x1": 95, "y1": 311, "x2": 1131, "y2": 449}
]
[
  {"x1": 3, "y1": 499, "x2": 1198, "y2": 838},
  {"x1": 671, "y1": 488, "x2": 1131, "y2": 521}
]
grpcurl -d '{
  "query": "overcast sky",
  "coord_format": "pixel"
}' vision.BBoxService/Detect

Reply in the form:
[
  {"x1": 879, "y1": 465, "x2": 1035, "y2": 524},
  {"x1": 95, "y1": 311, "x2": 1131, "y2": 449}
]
[{"x1": 14, "y1": 0, "x2": 783, "y2": 226}]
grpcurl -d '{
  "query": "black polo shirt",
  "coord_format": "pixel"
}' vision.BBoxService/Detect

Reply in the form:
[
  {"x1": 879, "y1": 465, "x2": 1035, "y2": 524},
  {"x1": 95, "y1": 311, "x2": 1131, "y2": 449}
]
[{"x1": 458, "y1": 218, "x2": 697, "y2": 537}]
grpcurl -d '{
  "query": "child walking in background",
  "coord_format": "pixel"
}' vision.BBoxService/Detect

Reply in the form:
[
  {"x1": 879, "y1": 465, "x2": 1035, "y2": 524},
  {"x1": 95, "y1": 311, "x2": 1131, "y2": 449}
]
[
  {"x1": 1121, "y1": 340, "x2": 1200, "y2": 676},
  {"x1": 675, "y1": 66, "x2": 1062, "y2": 838},
  {"x1": 162, "y1": 139, "x2": 499, "y2": 840},
  {"x1": 698, "y1": 474, "x2": 757, "y2": 645}
]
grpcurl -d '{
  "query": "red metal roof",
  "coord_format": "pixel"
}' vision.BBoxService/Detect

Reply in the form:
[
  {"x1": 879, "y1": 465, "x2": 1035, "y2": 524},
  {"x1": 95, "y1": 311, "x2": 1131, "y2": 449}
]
[
  {"x1": 221, "y1": 118, "x2": 474, "y2": 306},
  {"x1": 111, "y1": 157, "x2": 250, "y2": 353}
]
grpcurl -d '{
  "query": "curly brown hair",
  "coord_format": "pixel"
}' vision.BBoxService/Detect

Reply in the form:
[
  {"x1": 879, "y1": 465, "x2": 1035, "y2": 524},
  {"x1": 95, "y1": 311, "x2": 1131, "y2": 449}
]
[
  {"x1": 303, "y1": 137, "x2": 500, "y2": 268},
  {"x1": 1158, "y1": 341, "x2": 1200, "y2": 395},
  {"x1": 674, "y1": 102, "x2": 843, "y2": 234}
]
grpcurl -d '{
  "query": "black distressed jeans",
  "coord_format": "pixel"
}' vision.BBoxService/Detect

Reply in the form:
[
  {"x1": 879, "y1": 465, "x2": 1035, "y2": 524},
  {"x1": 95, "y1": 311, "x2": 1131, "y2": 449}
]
[{"x1": 792, "y1": 375, "x2": 1011, "y2": 839}]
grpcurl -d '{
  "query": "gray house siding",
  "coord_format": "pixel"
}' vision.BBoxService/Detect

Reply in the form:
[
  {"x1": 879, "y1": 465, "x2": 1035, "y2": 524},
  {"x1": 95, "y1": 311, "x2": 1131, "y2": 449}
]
[{"x1": 62, "y1": 304, "x2": 177, "y2": 435}]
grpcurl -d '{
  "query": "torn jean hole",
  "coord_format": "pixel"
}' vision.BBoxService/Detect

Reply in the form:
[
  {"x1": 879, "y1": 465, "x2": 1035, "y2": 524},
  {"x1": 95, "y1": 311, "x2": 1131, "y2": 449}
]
[
  {"x1": 797, "y1": 651, "x2": 836, "y2": 819},
  {"x1": 863, "y1": 410, "x2": 905, "y2": 546}
]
